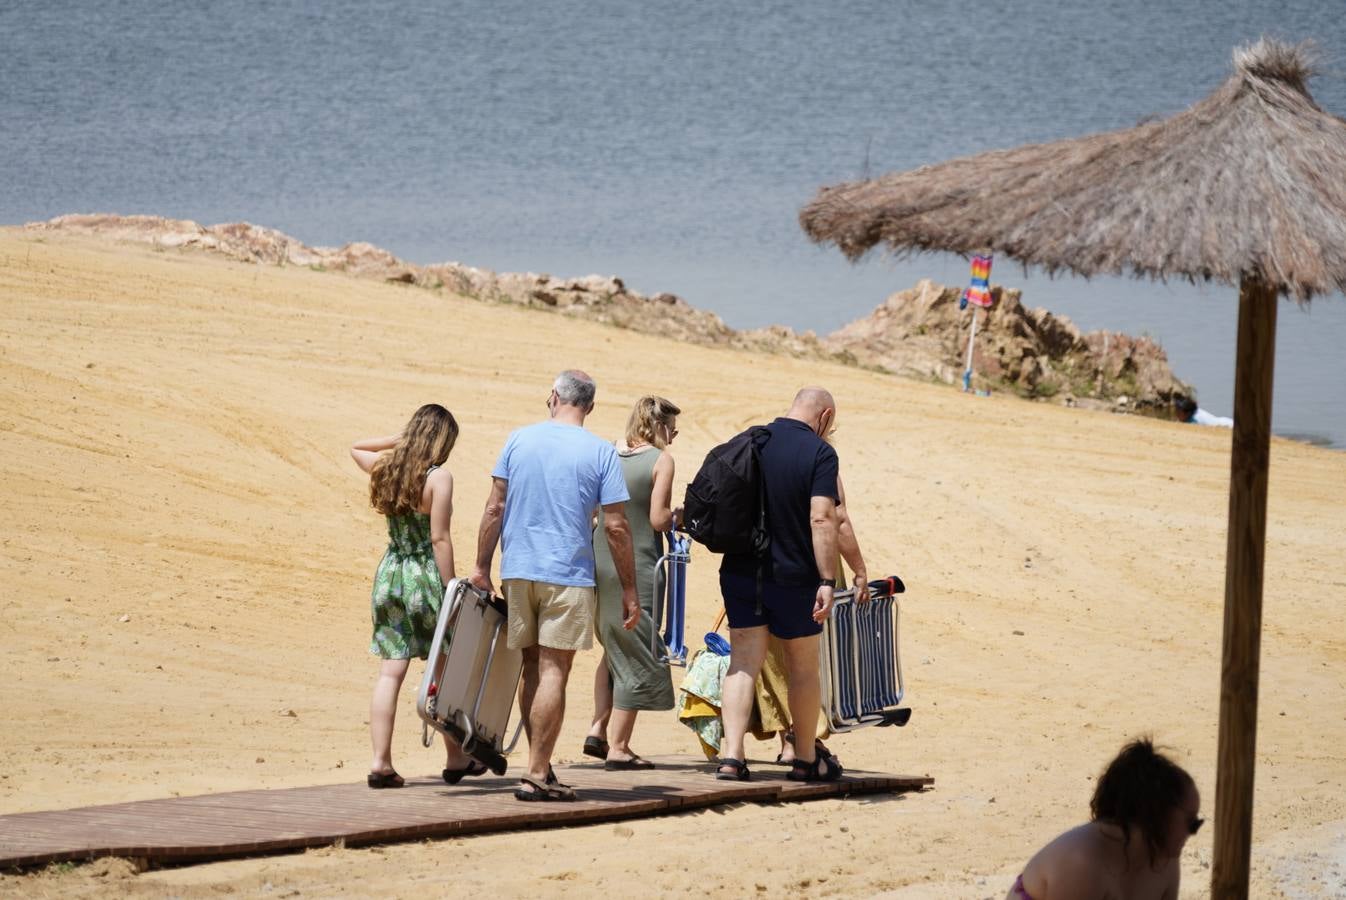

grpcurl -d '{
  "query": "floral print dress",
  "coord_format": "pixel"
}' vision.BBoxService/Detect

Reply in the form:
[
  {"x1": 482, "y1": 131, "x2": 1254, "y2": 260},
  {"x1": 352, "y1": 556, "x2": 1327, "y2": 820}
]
[{"x1": 368, "y1": 495, "x2": 444, "y2": 659}]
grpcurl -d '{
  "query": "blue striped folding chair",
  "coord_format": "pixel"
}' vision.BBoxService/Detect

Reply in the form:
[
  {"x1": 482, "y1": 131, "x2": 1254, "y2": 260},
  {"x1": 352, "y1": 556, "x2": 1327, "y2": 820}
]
[{"x1": 819, "y1": 576, "x2": 912, "y2": 733}]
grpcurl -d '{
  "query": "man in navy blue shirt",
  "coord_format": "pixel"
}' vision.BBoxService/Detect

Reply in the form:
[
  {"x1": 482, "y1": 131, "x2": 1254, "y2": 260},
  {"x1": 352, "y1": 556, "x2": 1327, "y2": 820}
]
[{"x1": 715, "y1": 387, "x2": 844, "y2": 783}]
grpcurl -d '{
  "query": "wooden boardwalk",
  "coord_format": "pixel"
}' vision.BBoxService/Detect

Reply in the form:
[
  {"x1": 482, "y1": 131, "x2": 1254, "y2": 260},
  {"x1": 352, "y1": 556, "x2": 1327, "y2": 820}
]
[{"x1": 0, "y1": 757, "x2": 931, "y2": 869}]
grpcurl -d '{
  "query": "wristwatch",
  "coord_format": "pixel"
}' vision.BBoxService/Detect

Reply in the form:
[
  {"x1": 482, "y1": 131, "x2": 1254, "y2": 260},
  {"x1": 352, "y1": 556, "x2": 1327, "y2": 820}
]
[{"x1": 818, "y1": 578, "x2": 836, "y2": 588}]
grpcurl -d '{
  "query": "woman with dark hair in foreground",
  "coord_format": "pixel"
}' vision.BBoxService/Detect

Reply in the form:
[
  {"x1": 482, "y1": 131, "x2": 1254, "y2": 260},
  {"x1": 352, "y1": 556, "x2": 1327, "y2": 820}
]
[
  {"x1": 351, "y1": 404, "x2": 480, "y2": 788},
  {"x1": 1009, "y1": 738, "x2": 1202, "y2": 900}
]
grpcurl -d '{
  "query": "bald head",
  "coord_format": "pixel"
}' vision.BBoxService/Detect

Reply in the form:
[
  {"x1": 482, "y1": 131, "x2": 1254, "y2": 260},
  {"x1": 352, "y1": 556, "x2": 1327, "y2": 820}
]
[
  {"x1": 786, "y1": 386, "x2": 837, "y2": 438},
  {"x1": 788, "y1": 387, "x2": 835, "y2": 418}
]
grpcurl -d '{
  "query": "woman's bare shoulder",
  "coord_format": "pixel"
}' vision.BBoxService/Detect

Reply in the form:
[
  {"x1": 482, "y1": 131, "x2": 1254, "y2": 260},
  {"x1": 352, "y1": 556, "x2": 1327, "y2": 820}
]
[
  {"x1": 423, "y1": 466, "x2": 454, "y2": 506},
  {"x1": 1022, "y1": 824, "x2": 1111, "y2": 898}
]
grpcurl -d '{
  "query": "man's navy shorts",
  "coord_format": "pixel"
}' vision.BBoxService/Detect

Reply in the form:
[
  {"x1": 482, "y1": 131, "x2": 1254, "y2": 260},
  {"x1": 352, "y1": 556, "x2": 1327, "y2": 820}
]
[{"x1": 720, "y1": 570, "x2": 823, "y2": 639}]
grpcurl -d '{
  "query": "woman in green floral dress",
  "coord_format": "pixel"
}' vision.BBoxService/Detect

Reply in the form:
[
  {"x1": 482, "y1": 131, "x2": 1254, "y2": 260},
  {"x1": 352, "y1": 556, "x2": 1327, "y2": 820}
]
[{"x1": 351, "y1": 404, "x2": 482, "y2": 788}]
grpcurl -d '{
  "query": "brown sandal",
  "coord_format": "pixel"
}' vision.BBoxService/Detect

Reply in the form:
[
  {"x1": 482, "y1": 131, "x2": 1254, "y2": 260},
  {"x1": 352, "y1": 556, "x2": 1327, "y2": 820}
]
[{"x1": 514, "y1": 774, "x2": 577, "y2": 802}]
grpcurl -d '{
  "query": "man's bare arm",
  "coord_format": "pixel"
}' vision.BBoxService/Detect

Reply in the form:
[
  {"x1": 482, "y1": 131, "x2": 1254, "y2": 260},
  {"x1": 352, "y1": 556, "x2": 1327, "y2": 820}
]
[
  {"x1": 835, "y1": 474, "x2": 869, "y2": 601},
  {"x1": 810, "y1": 495, "x2": 839, "y2": 622},
  {"x1": 470, "y1": 477, "x2": 508, "y2": 593}
]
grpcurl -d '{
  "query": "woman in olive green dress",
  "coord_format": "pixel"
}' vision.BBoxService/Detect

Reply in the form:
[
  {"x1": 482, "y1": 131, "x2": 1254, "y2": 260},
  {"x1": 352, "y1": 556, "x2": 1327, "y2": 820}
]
[
  {"x1": 351, "y1": 404, "x2": 481, "y2": 788},
  {"x1": 585, "y1": 396, "x2": 681, "y2": 770}
]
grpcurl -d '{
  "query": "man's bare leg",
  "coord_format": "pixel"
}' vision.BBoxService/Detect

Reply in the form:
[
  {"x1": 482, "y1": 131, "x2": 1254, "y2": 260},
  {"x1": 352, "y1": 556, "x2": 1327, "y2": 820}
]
[
  {"x1": 719, "y1": 625, "x2": 769, "y2": 773},
  {"x1": 525, "y1": 646, "x2": 575, "y2": 782},
  {"x1": 781, "y1": 633, "x2": 823, "y2": 767},
  {"x1": 518, "y1": 646, "x2": 540, "y2": 743}
]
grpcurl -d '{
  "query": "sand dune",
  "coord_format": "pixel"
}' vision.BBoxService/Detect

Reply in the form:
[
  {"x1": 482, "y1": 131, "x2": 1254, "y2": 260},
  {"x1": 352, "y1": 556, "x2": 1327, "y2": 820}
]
[{"x1": 1, "y1": 230, "x2": 1343, "y2": 897}]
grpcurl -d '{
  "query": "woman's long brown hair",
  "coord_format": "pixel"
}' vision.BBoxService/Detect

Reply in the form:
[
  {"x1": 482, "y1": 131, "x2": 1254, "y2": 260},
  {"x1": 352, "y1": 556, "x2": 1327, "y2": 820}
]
[{"x1": 369, "y1": 404, "x2": 460, "y2": 516}]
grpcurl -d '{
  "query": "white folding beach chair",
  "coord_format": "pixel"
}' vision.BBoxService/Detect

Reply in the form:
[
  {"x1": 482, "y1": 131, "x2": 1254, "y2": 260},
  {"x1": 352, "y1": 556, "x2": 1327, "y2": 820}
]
[{"x1": 416, "y1": 578, "x2": 525, "y2": 775}]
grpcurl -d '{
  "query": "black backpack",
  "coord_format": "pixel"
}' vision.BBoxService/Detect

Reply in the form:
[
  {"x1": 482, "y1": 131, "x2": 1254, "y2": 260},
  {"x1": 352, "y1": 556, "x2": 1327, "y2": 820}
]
[{"x1": 683, "y1": 425, "x2": 771, "y2": 556}]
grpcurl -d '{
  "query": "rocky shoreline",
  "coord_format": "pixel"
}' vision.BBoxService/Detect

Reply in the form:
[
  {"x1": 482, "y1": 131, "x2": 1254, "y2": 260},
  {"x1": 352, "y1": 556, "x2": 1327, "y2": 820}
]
[{"x1": 23, "y1": 214, "x2": 1190, "y2": 414}]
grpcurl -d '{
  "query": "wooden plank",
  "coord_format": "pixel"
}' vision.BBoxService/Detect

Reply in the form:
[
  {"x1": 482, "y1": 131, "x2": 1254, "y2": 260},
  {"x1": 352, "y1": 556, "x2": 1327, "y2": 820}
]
[
  {"x1": 0, "y1": 760, "x2": 933, "y2": 869},
  {"x1": 569, "y1": 757, "x2": 783, "y2": 809}
]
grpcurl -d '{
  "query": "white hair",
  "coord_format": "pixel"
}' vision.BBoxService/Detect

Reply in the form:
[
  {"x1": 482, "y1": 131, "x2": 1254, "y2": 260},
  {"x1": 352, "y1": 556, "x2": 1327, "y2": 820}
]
[{"x1": 553, "y1": 370, "x2": 596, "y2": 408}]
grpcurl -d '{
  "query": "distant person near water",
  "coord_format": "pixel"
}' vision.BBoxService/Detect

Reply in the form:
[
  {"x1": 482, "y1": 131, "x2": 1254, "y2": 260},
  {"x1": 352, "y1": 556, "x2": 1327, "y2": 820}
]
[
  {"x1": 715, "y1": 386, "x2": 846, "y2": 783},
  {"x1": 351, "y1": 404, "x2": 481, "y2": 789},
  {"x1": 1008, "y1": 738, "x2": 1202, "y2": 900},
  {"x1": 471, "y1": 370, "x2": 640, "y2": 802},
  {"x1": 1175, "y1": 396, "x2": 1233, "y2": 427},
  {"x1": 585, "y1": 396, "x2": 682, "y2": 771}
]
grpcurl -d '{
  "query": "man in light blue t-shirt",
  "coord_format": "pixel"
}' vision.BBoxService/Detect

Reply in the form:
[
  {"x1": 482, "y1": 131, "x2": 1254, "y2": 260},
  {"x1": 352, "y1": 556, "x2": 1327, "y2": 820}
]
[{"x1": 472, "y1": 369, "x2": 639, "y2": 802}]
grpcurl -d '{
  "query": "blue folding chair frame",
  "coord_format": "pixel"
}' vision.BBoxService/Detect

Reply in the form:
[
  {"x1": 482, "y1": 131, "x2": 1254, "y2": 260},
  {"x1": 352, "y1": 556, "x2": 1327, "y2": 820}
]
[{"x1": 650, "y1": 530, "x2": 691, "y2": 666}]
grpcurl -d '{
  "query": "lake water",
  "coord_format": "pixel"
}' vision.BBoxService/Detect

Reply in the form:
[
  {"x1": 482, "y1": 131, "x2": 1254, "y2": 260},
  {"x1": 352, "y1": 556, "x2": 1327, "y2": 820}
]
[{"x1": 4, "y1": 0, "x2": 1344, "y2": 446}]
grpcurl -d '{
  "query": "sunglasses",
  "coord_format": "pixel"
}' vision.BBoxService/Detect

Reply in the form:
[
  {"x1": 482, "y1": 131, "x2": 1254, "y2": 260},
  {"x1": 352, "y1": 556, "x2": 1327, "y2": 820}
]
[{"x1": 1188, "y1": 817, "x2": 1205, "y2": 836}]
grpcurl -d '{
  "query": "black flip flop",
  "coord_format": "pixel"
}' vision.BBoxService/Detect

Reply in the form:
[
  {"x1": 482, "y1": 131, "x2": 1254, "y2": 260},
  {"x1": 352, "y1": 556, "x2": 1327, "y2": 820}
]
[
  {"x1": 582, "y1": 736, "x2": 609, "y2": 760},
  {"x1": 604, "y1": 755, "x2": 655, "y2": 771},
  {"x1": 367, "y1": 770, "x2": 404, "y2": 789},
  {"x1": 442, "y1": 760, "x2": 488, "y2": 785}
]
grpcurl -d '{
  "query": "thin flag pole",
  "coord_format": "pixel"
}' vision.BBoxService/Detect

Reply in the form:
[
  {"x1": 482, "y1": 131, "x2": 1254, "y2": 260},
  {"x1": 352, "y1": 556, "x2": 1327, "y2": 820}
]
[
  {"x1": 963, "y1": 309, "x2": 979, "y2": 393},
  {"x1": 960, "y1": 254, "x2": 993, "y2": 393}
]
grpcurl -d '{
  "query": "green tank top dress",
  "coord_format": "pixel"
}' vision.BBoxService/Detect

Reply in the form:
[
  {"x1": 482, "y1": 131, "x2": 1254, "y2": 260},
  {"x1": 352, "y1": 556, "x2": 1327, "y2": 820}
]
[
  {"x1": 591, "y1": 446, "x2": 675, "y2": 711},
  {"x1": 368, "y1": 469, "x2": 444, "y2": 660}
]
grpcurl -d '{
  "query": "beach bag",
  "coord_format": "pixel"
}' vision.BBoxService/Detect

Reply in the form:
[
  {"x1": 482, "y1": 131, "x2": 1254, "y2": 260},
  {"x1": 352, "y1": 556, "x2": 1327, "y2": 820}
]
[{"x1": 683, "y1": 425, "x2": 771, "y2": 556}]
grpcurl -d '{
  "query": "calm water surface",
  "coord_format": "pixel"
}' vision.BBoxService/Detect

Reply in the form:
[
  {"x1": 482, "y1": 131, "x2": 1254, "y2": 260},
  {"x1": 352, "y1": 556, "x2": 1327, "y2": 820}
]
[{"x1": 3, "y1": 0, "x2": 1344, "y2": 446}]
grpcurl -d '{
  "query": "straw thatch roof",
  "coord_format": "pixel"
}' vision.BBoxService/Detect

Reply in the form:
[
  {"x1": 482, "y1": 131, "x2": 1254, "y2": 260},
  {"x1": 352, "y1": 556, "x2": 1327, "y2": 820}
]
[{"x1": 800, "y1": 39, "x2": 1346, "y2": 300}]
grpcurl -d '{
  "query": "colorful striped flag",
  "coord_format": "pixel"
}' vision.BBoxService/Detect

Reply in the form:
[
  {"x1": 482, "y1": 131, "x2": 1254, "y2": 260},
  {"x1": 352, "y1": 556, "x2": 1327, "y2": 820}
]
[{"x1": 961, "y1": 254, "x2": 994, "y2": 308}]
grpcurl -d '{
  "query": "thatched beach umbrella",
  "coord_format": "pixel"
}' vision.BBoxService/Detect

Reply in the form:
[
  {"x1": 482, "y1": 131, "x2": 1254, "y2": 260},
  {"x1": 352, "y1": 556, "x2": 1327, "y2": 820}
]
[{"x1": 800, "y1": 39, "x2": 1346, "y2": 898}]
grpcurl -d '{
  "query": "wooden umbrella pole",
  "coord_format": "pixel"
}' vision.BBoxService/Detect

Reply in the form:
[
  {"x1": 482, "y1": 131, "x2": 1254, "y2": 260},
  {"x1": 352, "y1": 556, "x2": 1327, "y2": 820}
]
[{"x1": 1211, "y1": 274, "x2": 1279, "y2": 899}]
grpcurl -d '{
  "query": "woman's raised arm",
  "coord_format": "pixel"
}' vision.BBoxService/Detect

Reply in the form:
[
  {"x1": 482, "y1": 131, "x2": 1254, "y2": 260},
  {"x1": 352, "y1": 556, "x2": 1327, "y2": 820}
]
[{"x1": 350, "y1": 433, "x2": 400, "y2": 473}]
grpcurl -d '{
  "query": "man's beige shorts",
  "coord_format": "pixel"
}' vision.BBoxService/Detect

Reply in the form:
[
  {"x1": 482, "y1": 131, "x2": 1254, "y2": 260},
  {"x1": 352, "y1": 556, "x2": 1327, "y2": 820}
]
[{"x1": 502, "y1": 579, "x2": 596, "y2": 651}]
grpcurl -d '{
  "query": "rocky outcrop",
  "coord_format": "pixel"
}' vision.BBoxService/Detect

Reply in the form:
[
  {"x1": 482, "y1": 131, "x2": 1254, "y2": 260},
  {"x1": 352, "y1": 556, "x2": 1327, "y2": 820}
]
[
  {"x1": 24, "y1": 214, "x2": 1190, "y2": 413},
  {"x1": 824, "y1": 279, "x2": 1191, "y2": 412},
  {"x1": 27, "y1": 214, "x2": 742, "y2": 347}
]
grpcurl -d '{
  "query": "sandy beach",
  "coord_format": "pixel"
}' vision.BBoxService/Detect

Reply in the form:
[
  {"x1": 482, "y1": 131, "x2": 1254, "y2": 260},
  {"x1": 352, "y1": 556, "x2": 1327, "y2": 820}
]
[{"x1": 1, "y1": 230, "x2": 1343, "y2": 897}]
